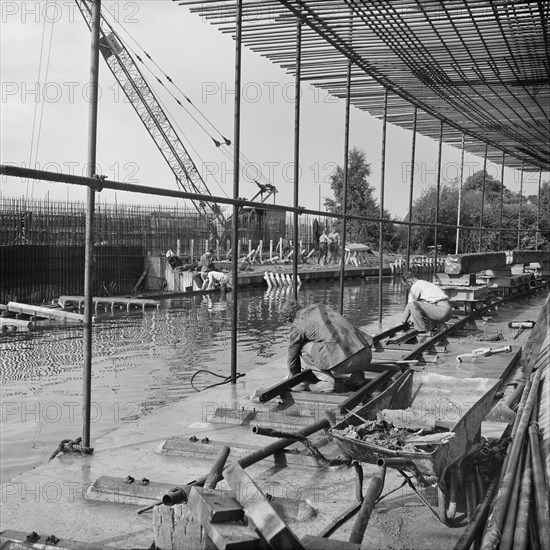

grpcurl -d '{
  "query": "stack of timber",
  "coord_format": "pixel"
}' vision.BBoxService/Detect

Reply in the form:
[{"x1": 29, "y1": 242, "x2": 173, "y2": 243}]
[{"x1": 0, "y1": 300, "x2": 88, "y2": 332}]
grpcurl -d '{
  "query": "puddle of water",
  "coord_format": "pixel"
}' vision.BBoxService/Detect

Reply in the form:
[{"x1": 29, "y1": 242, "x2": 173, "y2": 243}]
[{"x1": 0, "y1": 277, "x2": 405, "y2": 481}]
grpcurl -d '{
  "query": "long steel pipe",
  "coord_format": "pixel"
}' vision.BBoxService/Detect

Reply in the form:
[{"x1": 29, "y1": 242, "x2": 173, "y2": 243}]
[
  {"x1": 535, "y1": 170, "x2": 542, "y2": 249},
  {"x1": 528, "y1": 421, "x2": 550, "y2": 549},
  {"x1": 82, "y1": 0, "x2": 101, "y2": 448},
  {"x1": 516, "y1": 161, "x2": 524, "y2": 250},
  {"x1": 349, "y1": 463, "x2": 386, "y2": 544},
  {"x1": 498, "y1": 151, "x2": 505, "y2": 250},
  {"x1": 480, "y1": 366, "x2": 545, "y2": 549},
  {"x1": 405, "y1": 106, "x2": 417, "y2": 269},
  {"x1": 433, "y1": 120, "x2": 443, "y2": 277},
  {"x1": 0, "y1": 164, "x2": 526, "y2": 236},
  {"x1": 479, "y1": 143, "x2": 488, "y2": 252},
  {"x1": 378, "y1": 89, "x2": 388, "y2": 323},
  {"x1": 292, "y1": 11, "x2": 302, "y2": 299},
  {"x1": 230, "y1": 0, "x2": 242, "y2": 383},
  {"x1": 339, "y1": 57, "x2": 352, "y2": 315},
  {"x1": 512, "y1": 446, "x2": 532, "y2": 550},
  {"x1": 455, "y1": 133, "x2": 465, "y2": 254}
]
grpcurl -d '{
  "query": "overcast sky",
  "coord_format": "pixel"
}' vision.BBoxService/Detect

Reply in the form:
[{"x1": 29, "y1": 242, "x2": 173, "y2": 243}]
[{"x1": 1, "y1": 1, "x2": 544, "y2": 219}]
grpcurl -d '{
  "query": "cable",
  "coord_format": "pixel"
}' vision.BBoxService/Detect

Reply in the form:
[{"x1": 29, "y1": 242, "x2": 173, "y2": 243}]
[
  {"x1": 190, "y1": 369, "x2": 245, "y2": 392},
  {"x1": 102, "y1": 8, "x2": 231, "y2": 145}
]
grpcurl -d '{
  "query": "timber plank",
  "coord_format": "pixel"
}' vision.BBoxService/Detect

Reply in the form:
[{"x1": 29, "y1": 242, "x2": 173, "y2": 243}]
[
  {"x1": 6, "y1": 301, "x2": 89, "y2": 323},
  {"x1": 0, "y1": 530, "x2": 118, "y2": 550},
  {"x1": 86, "y1": 475, "x2": 176, "y2": 504},
  {"x1": 223, "y1": 462, "x2": 304, "y2": 549},
  {"x1": 160, "y1": 436, "x2": 335, "y2": 469}
]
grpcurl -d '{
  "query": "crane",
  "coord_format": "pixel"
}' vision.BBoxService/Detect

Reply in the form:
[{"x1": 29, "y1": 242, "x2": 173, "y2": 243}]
[{"x1": 76, "y1": 0, "x2": 255, "y2": 229}]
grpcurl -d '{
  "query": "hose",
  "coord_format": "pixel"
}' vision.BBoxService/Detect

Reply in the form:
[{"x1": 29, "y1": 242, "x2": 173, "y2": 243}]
[{"x1": 190, "y1": 369, "x2": 245, "y2": 392}]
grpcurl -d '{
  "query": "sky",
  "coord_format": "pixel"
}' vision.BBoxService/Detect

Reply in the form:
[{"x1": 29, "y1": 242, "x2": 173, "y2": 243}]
[{"x1": 1, "y1": 0, "x2": 547, "y2": 219}]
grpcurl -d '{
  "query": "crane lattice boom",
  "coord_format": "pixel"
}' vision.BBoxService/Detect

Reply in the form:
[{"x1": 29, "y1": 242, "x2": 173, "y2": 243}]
[{"x1": 76, "y1": 0, "x2": 225, "y2": 225}]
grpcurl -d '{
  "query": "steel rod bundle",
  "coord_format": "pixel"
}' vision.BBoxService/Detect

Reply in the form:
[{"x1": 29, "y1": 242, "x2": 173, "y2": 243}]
[{"x1": 478, "y1": 365, "x2": 546, "y2": 550}]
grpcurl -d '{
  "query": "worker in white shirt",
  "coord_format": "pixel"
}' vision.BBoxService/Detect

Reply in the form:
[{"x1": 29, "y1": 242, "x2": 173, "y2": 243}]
[
  {"x1": 401, "y1": 272, "x2": 452, "y2": 334},
  {"x1": 206, "y1": 270, "x2": 229, "y2": 291}
]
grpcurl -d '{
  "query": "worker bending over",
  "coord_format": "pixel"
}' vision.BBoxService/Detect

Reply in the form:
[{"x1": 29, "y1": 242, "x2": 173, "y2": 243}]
[
  {"x1": 206, "y1": 271, "x2": 229, "y2": 291},
  {"x1": 401, "y1": 272, "x2": 452, "y2": 334},
  {"x1": 280, "y1": 299, "x2": 373, "y2": 393}
]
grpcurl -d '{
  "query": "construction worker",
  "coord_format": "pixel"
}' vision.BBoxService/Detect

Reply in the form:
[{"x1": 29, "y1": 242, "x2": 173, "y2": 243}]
[
  {"x1": 280, "y1": 299, "x2": 373, "y2": 393},
  {"x1": 318, "y1": 230, "x2": 330, "y2": 265},
  {"x1": 327, "y1": 227, "x2": 340, "y2": 263},
  {"x1": 206, "y1": 270, "x2": 230, "y2": 291},
  {"x1": 401, "y1": 272, "x2": 452, "y2": 334},
  {"x1": 199, "y1": 250, "x2": 216, "y2": 289}
]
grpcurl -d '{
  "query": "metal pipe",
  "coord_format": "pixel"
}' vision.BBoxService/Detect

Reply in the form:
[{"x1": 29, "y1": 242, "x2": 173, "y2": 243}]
[
  {"x1": 1, "y1": 164, "x2": 520, "y2": 236},
  {"x1": 339, "y1": 58, "x2": 352, "y2": 315},
  {"x1": 349, "y1": 464, "x2": 386, "y2": 544},
  {"x1": 479, "y1": 143, "x2": 488, "y2": 252},
  {"x1": 499, "y1": 445, "x2": 525, "y2": 550},
  {"x1": 378, "y1": 88, "x2": 388, "y2": 323},
  {"x1": 189, "y1": 418, "x2": 330, "y2": 488},
  {"x1": 455, "y1": 133, "x2": 465, "y2": 254},
  {"x1": 292, "y1": 10, "x2": 302, "y2": 299},
  {"x1": 480, "y1": 366, "x2": 545, "y2": 549},
  {"x1": 82, "y1": 0, "x2": 101, "y2": 448},
  {"x1": 528, "y1": 421, "x2": 550, "y2": 549},
  {"x1": 498, "y1": 151, "x2": 505, "y2": 250},
  {"x1": 517, "y1": 161, "x2": 524, "y2": 250},
  {"x1": 230, "y1": 0, "x2": 242, "y2": 384},
  {"x1": 512, "y1": 446, "x2": 532, "y2": 550},
  {"x1": 453, "y1": 476, "x2": 500, "y2": 550},
  {"x1": 251, "y1": 425, "x2": 350, "y2": 467},
  {"x1": 535, "y1": 170, "x2": 542, "y2": 249},
  {"x1": 204, "y1": 445, "x2": 230, "y2": 490},
  {"x1": 433, "y1": 120, "x2": 443, "y2": 277},
  {"x1": 405, "y1": 106, "x2": 417, "y2": 270}
]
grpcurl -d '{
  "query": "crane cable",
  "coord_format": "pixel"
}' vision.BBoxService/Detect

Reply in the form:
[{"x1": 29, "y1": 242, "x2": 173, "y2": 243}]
[
  {"x1": 96, "y1": 9, "x2": 229, "y2": 199},
  {"x1": 102, "y1": 7, "x2": 277, "y2": 200},
  {"x1": 102, "y1": 9, "x2": 231, "y2": 148},
  {"x1": 28, "y1": 0, "x2": 57, "y2": 200}
]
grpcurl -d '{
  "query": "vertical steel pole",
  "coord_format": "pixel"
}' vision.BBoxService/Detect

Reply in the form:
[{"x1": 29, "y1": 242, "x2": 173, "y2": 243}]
[
  {"x1": 292, "y1": 11, "x2": 302, "y2": 300},
  {"x1": 517, "y1": 161, "x2": 524, "y2": 250},
  {"x1": 338, "y1": 58, "x2": 352, "y2": 315},
  {"x1": 405, "y1": 106, "x2": 417, "y2": 271},
  {"x1": 230, "y1": 0, "x2": 242, "y2": 383},
  {"x1": 455, "y1": 134, "x2": 465, "y2": 254},
  {"x1": 535, "y1": 170, "x2": 542, "y2": 249},
  {"x1": 498, "y1": 152, "x2": 505, "y2": 250},
  {"x1": 433, "y1": 120, "x2": 443, "y2": 279},
  {"x1": 378, "y1": 89, "x2": 388, "y2": 323},
  {"x1": 479, "y1": 143, "x2": 488, "y2": 252},
  {"x1": 83, "y1": 0, "x2": 101, "y2": 447}
]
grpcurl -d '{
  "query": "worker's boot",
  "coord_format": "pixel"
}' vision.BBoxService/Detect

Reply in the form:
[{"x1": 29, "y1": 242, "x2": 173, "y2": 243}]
[{"x1": 345, "y1": 370, "x2": 366, "y2": 390}]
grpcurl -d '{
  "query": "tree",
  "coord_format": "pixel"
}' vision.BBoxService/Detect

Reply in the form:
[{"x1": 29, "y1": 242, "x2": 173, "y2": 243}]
[
  {"x1": 324, "y1": 147, "x2": 397, "y2": 251},
  {"x1": 404, "y1": 170, "x2": 550, "y2": 254}
]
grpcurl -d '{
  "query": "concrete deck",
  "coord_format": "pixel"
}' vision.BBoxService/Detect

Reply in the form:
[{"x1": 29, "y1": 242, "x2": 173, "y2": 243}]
[{"x1": 1, "y1": 291, "x2": 548, "y2": 549}]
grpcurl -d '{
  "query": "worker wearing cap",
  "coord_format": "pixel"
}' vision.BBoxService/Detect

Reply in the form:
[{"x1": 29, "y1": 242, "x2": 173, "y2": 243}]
[
  {"x1": 280, "y1": 299, "x2": 373, "y2": 393},
  {"x1": 199, "y1": 250, "x2": 216, "y2": 289},
  {"x1": 401, "y1": 272, "x2": 452, "y2": 334}
]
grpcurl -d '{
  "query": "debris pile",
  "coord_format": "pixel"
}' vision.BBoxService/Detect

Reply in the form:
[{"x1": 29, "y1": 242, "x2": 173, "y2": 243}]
[{"x1": 333, "y1": 411, "x2": 455, "y2": 454}]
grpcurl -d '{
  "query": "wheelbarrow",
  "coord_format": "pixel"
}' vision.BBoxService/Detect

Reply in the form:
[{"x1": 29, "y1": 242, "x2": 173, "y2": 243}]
[{"x1": 328, "y1": 370, "x2": 500, "y2": 524}]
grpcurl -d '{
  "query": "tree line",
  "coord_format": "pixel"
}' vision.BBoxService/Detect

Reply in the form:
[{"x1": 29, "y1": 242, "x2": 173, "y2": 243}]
[{"x1": 325, "y1": 147, "x2": 550, "y2": 254}]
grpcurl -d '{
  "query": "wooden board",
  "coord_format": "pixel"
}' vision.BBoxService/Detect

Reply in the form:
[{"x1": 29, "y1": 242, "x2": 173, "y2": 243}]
[{"x1": 6, "y1": 301, "x2": 88, "y2": 323}]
